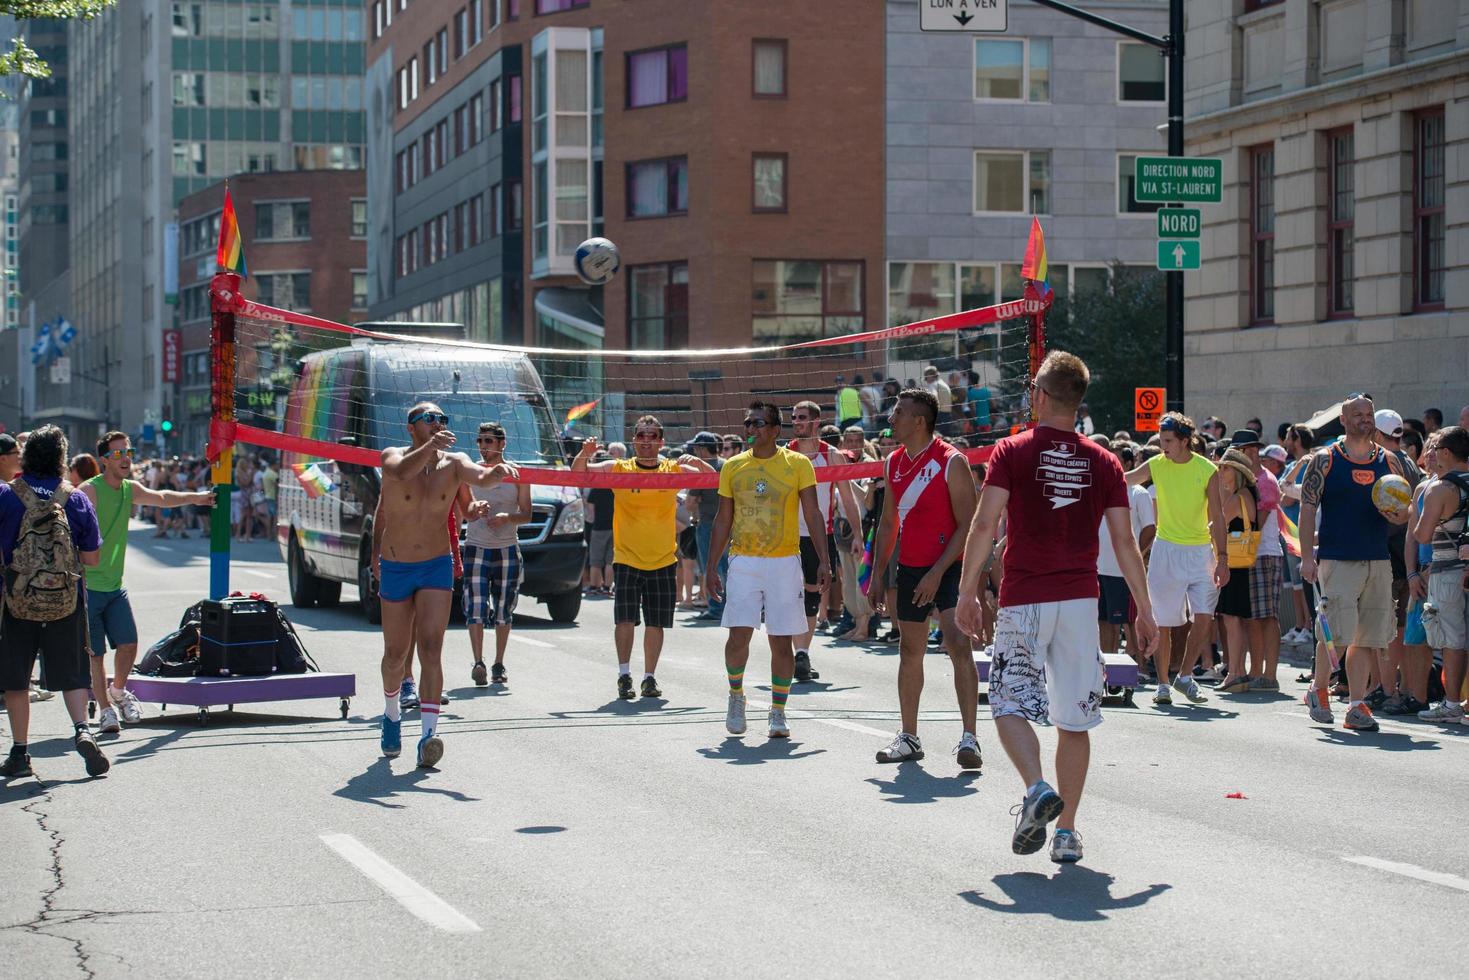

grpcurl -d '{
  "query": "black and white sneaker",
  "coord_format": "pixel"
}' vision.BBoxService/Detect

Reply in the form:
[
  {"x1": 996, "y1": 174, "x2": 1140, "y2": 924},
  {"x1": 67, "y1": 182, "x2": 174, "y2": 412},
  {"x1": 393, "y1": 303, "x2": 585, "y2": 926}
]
[
  {"x1": 1010, "y1": 781, "x2": 1064, "y2": 855},
  {"x1": 876, "y1": 732, "x2": 924, "y2": 763},
  {"x1": 640, "y1": 675, "x2": 661, "y2": 698},
  {"x1": 491, "y1": 662, "x2": 507, "y2": 685},
  {"x1": 617, "y1": 674, "x2": 635, "y2": 700}
]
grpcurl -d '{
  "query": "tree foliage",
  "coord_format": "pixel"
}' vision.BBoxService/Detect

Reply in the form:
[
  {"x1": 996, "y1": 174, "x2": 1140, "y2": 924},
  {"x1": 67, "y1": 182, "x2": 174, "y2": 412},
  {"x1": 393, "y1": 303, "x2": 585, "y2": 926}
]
[
  {"x1": 1, "y1": 0, "x2": 118, "y2": 81},
  {"x1": 1044, "y1": 264, "x2": 1166, "y2": 436}
]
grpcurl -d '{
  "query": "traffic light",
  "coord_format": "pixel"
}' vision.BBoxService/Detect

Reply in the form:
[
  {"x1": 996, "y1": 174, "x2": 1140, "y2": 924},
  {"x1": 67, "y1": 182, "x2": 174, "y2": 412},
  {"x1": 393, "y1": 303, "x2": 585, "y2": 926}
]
[{"x1": 160, "y1": 407, "x2": 174, "y2": 435}]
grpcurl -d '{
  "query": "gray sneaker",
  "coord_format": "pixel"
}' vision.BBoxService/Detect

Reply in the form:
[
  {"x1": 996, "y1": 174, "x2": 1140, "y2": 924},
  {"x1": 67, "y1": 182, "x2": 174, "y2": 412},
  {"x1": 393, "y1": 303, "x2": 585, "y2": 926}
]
[
  {"x1": 1306, "y1": 688, "x2": 1334, "y2": 724},
  {"x1": 1010, "y1": 781, "x2": 1064, "y2": 855},
  {"x1": 1172, "y1": 675, "x2": 1209, "y2": 704},
  {"x1": 1050, "y1": 829, "x2": 1084, "y2": 864},
  {"x1": 725, "y1": 694, "x2": 747, "y2": 735},
  {"x1": 1153, "y1": 683, "x2": 1173, "y2": 705}
]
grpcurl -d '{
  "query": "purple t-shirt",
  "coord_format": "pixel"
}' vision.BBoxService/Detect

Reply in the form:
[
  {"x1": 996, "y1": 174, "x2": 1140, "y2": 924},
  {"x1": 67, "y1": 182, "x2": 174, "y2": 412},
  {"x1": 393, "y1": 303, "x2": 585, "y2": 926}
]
[{"x1": 0, "y1": 477, "x2": 102, "y2": 568}]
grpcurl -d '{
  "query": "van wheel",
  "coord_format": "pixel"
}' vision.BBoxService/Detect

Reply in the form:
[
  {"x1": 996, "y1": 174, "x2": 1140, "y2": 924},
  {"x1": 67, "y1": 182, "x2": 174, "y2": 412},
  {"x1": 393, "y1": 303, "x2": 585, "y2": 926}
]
[
  {"x1": 545, "y1": 589, "x2": 581, "y2": 624},
  {"x1": 358, "y1": 547, "x2": 382, "y2": 625},
  {"x1": 316, "y1": 580, "x2": 342, "y2": 608},
  {"x1": 288, "y1": 536, "x2": 322, "y2": 608}
]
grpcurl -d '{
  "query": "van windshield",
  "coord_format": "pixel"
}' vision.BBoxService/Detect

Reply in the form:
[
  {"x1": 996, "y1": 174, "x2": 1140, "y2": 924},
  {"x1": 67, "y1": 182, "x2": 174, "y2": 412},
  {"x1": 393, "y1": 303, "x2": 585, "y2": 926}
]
[{"x1": 369, "y1": 391, "x2": 561, "y2": 465}]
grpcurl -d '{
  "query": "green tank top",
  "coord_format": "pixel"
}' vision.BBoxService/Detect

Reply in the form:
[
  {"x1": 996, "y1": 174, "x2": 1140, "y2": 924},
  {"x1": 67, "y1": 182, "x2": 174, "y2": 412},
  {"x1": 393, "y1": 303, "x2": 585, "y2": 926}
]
[{"x1": 84, "y1": 475, "x2": 132, "y2": 592}]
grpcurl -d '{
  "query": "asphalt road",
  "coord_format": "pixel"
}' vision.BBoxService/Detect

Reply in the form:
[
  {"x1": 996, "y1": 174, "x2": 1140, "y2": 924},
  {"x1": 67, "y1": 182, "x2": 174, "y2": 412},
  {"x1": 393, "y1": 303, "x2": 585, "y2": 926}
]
[{"x1": 3, "y1": 524, "x2": 1467, "y2": 979}]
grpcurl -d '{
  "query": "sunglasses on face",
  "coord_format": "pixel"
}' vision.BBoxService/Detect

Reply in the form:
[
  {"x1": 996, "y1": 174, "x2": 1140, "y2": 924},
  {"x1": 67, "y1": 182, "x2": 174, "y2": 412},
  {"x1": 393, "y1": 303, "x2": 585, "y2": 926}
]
[
  {"x1": 633, "y1": 431, "x2": 661, "y2": 440},
  {"x1": 409, "y1": 411, "x2": 450, "y2": 425},
  {"x1": 103, "y1": 448, "x2": 135, "y2": 460},
  {"x1": 743, "y1": 418, "x2": 771, "y2": 429}
]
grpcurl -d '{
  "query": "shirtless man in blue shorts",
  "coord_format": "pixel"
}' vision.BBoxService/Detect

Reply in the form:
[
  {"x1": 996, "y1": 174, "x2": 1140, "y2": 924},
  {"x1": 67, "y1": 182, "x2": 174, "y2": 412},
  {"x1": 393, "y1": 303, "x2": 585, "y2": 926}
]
[{"x1": 377, "y1": 402, "x2": 517, "y2": 767}]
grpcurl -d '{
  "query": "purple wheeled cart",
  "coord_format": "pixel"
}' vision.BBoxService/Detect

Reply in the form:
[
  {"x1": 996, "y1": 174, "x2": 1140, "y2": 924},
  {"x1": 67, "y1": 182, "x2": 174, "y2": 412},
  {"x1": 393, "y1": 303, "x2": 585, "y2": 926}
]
[
  {"x1": 975, "y1": 652, "x2": 1140, "y2": 707},
  {"x1": 112, "y1": 673, "x2": 356, "y2": 726}
]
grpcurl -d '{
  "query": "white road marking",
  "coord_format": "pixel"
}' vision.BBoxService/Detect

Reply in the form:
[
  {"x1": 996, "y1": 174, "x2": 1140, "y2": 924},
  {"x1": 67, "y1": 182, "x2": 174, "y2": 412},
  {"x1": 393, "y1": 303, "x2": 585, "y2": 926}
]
[
  {"x1": 243, "y1": 569, "x2": 277, "y2": 579},
  {"x1": 511, "y1": 635, "x2": 554, "y2": 648},
  {"x1": 1343, "y1": 855, "x2": 1469, "y2": 893},
  {"x1": 320, "y1": 833, "x2": 482, "y2": 933}
]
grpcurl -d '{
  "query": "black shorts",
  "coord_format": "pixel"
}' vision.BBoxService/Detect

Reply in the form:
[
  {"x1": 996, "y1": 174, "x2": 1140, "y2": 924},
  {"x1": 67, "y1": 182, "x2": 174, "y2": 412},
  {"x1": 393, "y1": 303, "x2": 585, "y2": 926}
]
[
  {"x1": 896, "y1": 563, "x2": 961, "y2": 623},
  {"x1": 1098, "y1": 575, "x2": 1131, "y2": 625},
  {"x1": 0, "y1": 598, "x2": 93, "y2": 693},
  {"x1": 799, "y1": 536, "x2": 825, "y2": 617},
  {"x1": 612, "y1": 562, "x2": 676, "y2": 629}
]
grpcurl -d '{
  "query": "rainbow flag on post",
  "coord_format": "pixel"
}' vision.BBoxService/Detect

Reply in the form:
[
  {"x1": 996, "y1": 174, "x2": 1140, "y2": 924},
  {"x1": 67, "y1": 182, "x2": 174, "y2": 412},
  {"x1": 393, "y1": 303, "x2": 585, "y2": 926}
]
[
  {"x1": 292, "y1": 462, "x2": 335, "y2": 499},
  {"x1": 1020, "y1": 216, "x2": 1048, "y2": 286},
  {"x1": 856, "y1": 526, "x2": 875, "y2": 592},
  {"x1": 216, "y1": 188, "x2": 248, "y2": 277},
  {"x1": 561, "y1": 398, "x2": 600, "y2": 436}
]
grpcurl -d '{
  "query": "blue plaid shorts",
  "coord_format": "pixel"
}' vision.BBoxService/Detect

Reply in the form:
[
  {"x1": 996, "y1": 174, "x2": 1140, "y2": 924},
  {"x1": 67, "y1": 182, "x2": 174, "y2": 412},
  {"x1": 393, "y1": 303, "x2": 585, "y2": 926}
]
[{"x1": 461, "y1": 545, "x2": 523, "y2": 626}]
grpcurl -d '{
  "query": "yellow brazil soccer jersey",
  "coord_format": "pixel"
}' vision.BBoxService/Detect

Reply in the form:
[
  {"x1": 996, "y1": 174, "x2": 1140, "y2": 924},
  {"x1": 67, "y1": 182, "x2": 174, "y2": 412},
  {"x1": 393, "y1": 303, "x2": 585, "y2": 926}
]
[
  {"x1": 611, "y1": 457, "x2": 682, "y2": 570},
  {"x1": 718, "y1": 447, "x2": 817, "y2": 558}
]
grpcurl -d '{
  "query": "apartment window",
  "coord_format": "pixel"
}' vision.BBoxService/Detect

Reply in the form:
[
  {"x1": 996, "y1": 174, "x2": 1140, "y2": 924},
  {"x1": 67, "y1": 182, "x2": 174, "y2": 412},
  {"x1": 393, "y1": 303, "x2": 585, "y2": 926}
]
[
  {"x1": 398, "y1": 66, "x2": 410, "y2": 109},
  {"x1": 1414, "y1": 109, "x2": 1445, "y2": 309},
  {"x1": 507, "y1": 179, "x2": 522, "y2": 230},
  {"x1": 1250, "y1": 146, "x2": 1275, "y2": 323},
  {"x1": 351, "y1": 199, "x2": 368, "y2": 238},
  {"x1": 424, "y1": 128, "x2": 438, "y2": 175},
  {"x1": 537, "y1": 0, "x2": 588, "y2": 12},
  {"x1": 752, "y1": 260, "x2": 864, "y2": 344},
  {"x1": 374, "y1": 0, "x2": 384, "y2": 38},
  {"x1": 1118, "y1": 42, "x2": 1165, "y2": 102},
  {"x1": 425, "y1": 38, "x2": 438, "y2": 85},
  {"x1": 627, "y1": 262, "x2": 689, "y2": 348},
  {"x1": 396, "y1": 149, "x2": 409, "y2": 191},
  {"x1": 256, "y1": 201, "x2": 310, "y2": 241},
  {"x1": 454, "y1": 7, "x2": 468, "y2": 58},
  {"x1": 753, "y1": 39, "x2": 786, "y2": 97},
  {"x1": 1327, "y1": 129, "x2": 1354, "y2": 317},
  {"x1": 437, "y1": 28, "x2": 449, "y2": 75},
  {"x1": 508, "y1": 0, "x2": 519, "y2": 16},
  {"x1": 489, "y1": 182, "x2": 503, "y2": 235},
  {"x1": 491, "y1": 0, "x2": 500, "y2": 28},
  {"x1": 469, "y1": 193, "x2": 484, "y2": 244},
  {"x1": 352, "y1": 271, "x2": 368, "y2": 310},
  {"x1": 974, "y1": 150, "x2": 1049, "y2": 214},
  {"x1": 411, "y1": 56, "x2": 420, "y2": 99},
  {"x1": 627, "y1": 157, "x2": 689, "y2": 218},
  {"x1": 470, "y1": 0, "x2": 483, "y2": 44},
  {"x1": 454, "y1": 104, "x2": 468, "y2": 154},
  {"x1": 508, "y1": 73, "x2": 522, "y2": 122},
  {"x1": 752, "y1": 153, "x2": 786, "y2": 212},
  {"x1": 1117, "y1": 154, "x2": 1163, "y2": 214},
  {"x1": 470, "y1": 93, "x2": 483, "y2": 143},
  {"x1": 489, "y1": 78, "x2": 503, "y2": 131},
  {"x1": 438, "y1": 118, "x2": 451, "y2": 161},
  {"x1": 627, "y1": 45, "x2": 688, "y2": 108},
  {"x1": 256, "y1": 272, "x2": 312, "y2": 311},
  {"x1": 974, "y1": 37, "x2": 1050, "y2": 102}
]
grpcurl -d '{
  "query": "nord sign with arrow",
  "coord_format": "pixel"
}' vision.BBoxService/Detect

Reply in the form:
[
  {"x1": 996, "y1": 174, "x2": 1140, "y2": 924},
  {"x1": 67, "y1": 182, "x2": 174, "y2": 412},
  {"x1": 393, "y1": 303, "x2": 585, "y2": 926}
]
[{"x1": 919, "y1": 0, "x2": 1007, "y2": 32}]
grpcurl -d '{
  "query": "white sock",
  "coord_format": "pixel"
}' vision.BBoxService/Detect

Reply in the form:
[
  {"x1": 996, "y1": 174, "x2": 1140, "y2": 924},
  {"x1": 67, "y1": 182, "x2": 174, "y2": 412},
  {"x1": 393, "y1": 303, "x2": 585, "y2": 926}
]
[
  {"x1": 110, "y1": 685, "x2": 126, "y2": 701},
  {"x1": 618, "y1": 663, "x2": 631, "y2": 676},
  {"x1": 384, "y1": 689, "x2": 401, "y2": 722},
  {"x1": 796, "y1": 648, "x2": 808, "y2": 656},
  {"x1": 644, "y1": 672, "x2": 655, "y2": 681},
  {"x1": 421, "y1": 701, "x2": 440, "y2": 740}
]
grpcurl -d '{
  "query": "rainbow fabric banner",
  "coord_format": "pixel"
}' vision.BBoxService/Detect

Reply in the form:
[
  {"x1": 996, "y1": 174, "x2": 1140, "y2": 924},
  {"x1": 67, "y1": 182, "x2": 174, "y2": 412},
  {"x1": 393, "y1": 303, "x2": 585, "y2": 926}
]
[
  {"x1": 1020, "y1": 216, "x2": 1048, "y2": 284},
  {"x1": 856, "y1": 526, "x2": 875, "y2": 592},
  {"x1": 561, "y1": 398, "x2": 600, "y2": 435},
  {"x1": 216, "y1": 188, "x2": 248, "y2": 277},
  {"x1": 292, "y1": 461, "x2": 335, "y2": 499},
  {"x1": 1279, "y1": 511, "x2": 1302, "y2": 558}
]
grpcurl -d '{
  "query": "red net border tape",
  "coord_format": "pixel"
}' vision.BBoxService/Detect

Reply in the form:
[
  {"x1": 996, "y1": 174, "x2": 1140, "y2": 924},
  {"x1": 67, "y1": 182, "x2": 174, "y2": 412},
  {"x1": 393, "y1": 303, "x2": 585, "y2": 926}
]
[{"x1": 217, "y1": 420, "x2": 994, "y2": 489}]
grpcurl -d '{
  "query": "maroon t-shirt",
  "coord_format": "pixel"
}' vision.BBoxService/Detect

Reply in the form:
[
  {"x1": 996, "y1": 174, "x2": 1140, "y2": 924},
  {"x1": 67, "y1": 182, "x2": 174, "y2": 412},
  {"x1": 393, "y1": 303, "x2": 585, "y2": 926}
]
[{"x1": 982, "y1": 425, "x2": 1128, "y2": 608}]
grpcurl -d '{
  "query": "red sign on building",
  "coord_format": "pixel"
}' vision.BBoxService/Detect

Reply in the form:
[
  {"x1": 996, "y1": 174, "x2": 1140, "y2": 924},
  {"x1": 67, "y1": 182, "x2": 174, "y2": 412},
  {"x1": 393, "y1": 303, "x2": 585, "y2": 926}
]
[{"x1": 162, "y1": 329, "x2": 182, "y2": 383}]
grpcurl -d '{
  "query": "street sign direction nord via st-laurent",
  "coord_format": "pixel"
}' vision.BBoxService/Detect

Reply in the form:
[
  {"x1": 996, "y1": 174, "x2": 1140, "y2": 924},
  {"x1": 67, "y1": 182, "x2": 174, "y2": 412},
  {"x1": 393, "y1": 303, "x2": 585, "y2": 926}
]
[
  {"x1": 1134, "y1": 156, "x2": 1223, "y2": 203},
  {"x1": 1156, "y1": 241, "x2": 1201, "y2": 271},
  {"x1": 919, "y1": 0, "x2": 1007, "y2": 32},
  {"x1": 1156, "y1": 208, "x2": 1201, "y2": 239}
]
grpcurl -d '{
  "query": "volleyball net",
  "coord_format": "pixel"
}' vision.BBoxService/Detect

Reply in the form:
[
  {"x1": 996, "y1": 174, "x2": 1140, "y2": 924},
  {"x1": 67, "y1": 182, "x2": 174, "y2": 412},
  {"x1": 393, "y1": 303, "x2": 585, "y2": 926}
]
[{"x1": 207, "y1": 275, "x2": 1050, "y2": 489}]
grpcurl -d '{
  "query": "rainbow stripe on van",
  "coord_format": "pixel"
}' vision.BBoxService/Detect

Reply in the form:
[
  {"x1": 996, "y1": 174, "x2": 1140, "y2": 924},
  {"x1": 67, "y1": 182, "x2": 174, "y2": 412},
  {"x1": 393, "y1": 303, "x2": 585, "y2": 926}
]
[{"x1": 281, "y1": 349, "x2": 365, "y2": 467}]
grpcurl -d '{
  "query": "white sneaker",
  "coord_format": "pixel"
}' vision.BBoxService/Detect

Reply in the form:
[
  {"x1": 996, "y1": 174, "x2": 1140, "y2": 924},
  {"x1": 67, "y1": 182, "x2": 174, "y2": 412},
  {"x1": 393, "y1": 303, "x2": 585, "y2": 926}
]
[
  {"x1": 876, "y1": 732, "x2": 924, "y2": 762},
  {"x1": 1418, "y1": 701, "x2": 1466, "y2": 724},
  {"x1": 1153, "y1": 683, "x2": 1173, "y2": 705},
  {"x1": 1199, "y1": 664, "x2": 1225, "y2": 682},
  {"x1": 110, "y1": 688, "x2": 144, "y2": 724},
  {"x1": 767, "y1": 707, "x2": 790, "y2": 738},
  {"x1": 1050, "y1": 829, "x2": 1084, "y2": 864},
  {"x1": 98, "y1": 707, "x2": 121, "y2": 734},
  {"x1": 725, "y1": 694, "x2": 747, "y2": 735},
  {"x1": 29, "y1": 685, "x2": 53, "y2": 703}
]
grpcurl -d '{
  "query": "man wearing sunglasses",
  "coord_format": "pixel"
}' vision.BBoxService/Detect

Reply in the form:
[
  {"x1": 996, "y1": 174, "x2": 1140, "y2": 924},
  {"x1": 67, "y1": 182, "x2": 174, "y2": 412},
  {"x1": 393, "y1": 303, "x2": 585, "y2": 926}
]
[
  {"x1": 1124, "y1": 412, "x2": 1227, "y2": 707},
  {"x1": 788, "y1": 399, "x2": 865, "y2": 683},
  {"x1": 79, "y1": 431, "x2": 216, "y2": 734},
  {"x1": 705, "y1": 402, "x2": 828, "y2": 739},
  {"x1": 377, "y1": 402, "x2": 518, "y2": 768},
  {"x1": 461, "y1": 421, "x2": 531, "y2": 688},
  {"x1": 573, "y1": 416, "x2": 714, "y2": 700}
]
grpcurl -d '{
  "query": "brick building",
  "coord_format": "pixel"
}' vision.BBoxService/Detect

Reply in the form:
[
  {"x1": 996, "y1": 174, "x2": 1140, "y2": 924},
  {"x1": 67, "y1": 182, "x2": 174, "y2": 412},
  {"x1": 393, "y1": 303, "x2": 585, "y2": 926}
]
[
  {"x1": 1182, "y1": 0, "x2": 1467, "y2": 426},
  {"x1": 365, "y1": 0, "x2": 885, "y2": 433},
  {"x1": 176, "y1": 170, "x2": 368, "y2": 450}
]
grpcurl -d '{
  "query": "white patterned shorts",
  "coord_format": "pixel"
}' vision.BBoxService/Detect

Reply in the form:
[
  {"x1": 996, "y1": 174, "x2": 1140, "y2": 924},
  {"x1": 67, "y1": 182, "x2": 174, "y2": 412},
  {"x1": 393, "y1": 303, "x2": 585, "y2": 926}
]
[{"x1": 989, "y1": 598, "x2": 1106, "y2": 733}]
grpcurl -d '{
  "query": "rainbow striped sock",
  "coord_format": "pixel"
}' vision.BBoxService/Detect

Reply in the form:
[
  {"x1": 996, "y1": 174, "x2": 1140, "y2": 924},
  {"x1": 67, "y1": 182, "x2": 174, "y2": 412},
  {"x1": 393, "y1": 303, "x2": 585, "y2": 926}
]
[
  {"x1": 771, "y1": 675, "x2": 791, "y2": 710},
  {"x1": 727, "y1": 667, "x2": 744, "y2": 696}
]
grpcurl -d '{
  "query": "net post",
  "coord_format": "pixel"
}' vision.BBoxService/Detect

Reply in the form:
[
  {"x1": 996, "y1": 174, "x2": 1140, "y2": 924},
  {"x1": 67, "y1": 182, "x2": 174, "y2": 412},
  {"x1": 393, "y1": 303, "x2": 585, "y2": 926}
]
[{"x1": 208, "y1": 272, "x2": 241, "y2": 600}]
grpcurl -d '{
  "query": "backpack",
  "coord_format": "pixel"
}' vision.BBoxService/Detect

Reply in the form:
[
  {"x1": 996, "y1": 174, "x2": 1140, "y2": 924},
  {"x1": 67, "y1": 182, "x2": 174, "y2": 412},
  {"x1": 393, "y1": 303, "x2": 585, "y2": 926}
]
[{"x1": 5, "y1": 478, "x2": 82, "y2": 622}]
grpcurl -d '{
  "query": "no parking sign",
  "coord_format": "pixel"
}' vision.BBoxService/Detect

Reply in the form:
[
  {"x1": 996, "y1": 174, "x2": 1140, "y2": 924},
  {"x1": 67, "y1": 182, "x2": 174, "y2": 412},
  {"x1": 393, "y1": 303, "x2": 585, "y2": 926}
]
[{"x1": 1134, "y1": 387, "x2": 1165, "y2": 432}]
